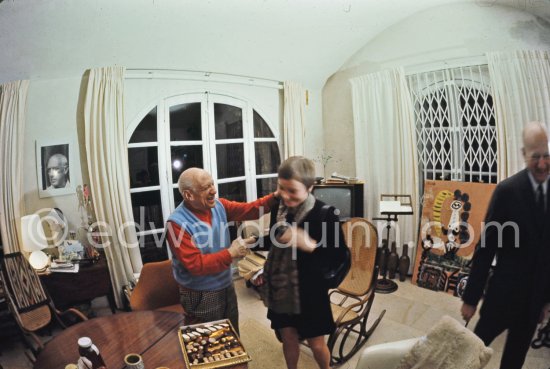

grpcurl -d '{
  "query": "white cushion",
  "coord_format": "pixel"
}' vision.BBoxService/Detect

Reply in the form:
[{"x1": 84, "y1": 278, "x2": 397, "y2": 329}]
[{"x1": 356, "y1": 338, "x2": 418, "y2": 369}]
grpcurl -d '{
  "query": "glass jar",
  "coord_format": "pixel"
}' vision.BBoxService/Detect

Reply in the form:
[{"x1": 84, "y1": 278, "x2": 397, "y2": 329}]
[{"x1": 77, "y1": 337, "x2": 106, "y2": 369}]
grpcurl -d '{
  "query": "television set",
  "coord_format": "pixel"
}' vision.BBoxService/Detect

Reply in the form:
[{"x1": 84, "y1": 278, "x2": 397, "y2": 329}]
[{"x1": 312, "y1": 182, "x2": 364, "y2": 221}]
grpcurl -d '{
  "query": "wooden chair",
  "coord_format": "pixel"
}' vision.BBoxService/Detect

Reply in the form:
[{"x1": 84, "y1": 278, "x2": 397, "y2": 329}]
[
  {"x1": 0, "y1": 252, "x2": 87, "y2": 362},
  {"x1": 327, "y1": 218, "x2": 386, "y2": 366},
  {"x1": 129, "y1": 259, "x2": 184, "y2": 313}
]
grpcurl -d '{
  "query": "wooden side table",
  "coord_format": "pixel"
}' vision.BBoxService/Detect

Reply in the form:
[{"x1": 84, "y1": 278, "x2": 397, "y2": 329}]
[{"x1": 40, "y1": 257, "x2": 116, "y2": 313}]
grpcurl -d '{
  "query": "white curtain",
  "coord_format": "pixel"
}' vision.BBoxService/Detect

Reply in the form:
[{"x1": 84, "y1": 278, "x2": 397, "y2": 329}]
[
  {"x1": 487, "y1": 50, "x2": 550, "y2": 180},
  {"x1": 350, "y1": 68, "x2": 419, "y2": 248},
  {"x1": 83, "y1": 66, "x2": 141, "y2": 308},
  {"x1": 0, "y1": 80, "x2": 29, "y2": 254},
  {"x1": 283, "y1": 81, "x2": 306, "y2": 158}
]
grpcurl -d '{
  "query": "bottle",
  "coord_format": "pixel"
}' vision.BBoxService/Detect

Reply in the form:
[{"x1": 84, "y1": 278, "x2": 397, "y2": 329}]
[
  {"x1": 377, "y1": 239, "x2": 389, "y2": 278},
  {"x1": 398, "y1": 243, "x2": 411, "y2": 282},
  {"x1": 387, "y1": 241, "x2": 399, "y2": 279},
  {"x1": 78, "y1": 337, "x2": 106, "y2": 369}
]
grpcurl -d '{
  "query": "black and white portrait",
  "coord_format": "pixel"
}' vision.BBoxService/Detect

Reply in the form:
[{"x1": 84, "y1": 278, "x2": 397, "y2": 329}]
[{"x1": 36, "y1": 141, "x2": 75, "y2": 198}]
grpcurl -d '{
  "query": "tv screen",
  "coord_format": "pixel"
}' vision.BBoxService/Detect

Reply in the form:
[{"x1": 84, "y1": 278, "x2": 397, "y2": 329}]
[{"x1": 313, "y1": 186, "x2": 353, "y2": 220}]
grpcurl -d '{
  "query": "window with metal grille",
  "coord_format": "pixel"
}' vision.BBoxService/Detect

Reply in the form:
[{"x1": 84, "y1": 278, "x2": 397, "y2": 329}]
[{"x1": 407, "y1": 66, "x2": 497, "y2": 187}]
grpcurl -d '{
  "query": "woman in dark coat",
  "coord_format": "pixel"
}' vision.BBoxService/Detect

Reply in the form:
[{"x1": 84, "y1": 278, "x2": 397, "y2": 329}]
[{"x1": 257, "y1": 156, "x2": 346, "y2": 369}]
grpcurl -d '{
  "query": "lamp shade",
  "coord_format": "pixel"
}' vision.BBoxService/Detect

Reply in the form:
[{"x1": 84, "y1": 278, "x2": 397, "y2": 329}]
[
  {"x1": 45, "y1": 208, "x2": 67, "y2": 246},
  {"x1": 21, "y1": 214, "x2": 48, "y2": 252}
]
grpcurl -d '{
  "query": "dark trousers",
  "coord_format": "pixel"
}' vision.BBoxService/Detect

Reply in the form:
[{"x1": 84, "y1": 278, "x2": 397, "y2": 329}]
[{"x1": 474, "y1": 311, "x2": 538, "y2": 369}]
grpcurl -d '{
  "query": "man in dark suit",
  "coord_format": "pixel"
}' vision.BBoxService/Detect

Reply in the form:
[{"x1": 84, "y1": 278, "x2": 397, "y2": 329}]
[{"x1": 461, "y1": 121, "x2": 550, "y2": 369}]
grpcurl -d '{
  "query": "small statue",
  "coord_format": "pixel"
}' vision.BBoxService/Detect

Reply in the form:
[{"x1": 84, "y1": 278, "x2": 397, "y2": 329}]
[{"x1": 77, "y1": 184, "x2": 95, "y2": 227}]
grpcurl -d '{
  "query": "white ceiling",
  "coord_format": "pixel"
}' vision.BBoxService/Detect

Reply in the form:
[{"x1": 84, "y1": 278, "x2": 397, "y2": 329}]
[{"x1": 1, "y1": 0, "x2": 549, "y2": 87}]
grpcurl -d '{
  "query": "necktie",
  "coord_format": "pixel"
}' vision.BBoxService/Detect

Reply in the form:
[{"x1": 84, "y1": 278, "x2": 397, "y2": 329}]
[{"x1": 536, "y1": 184, "x2": 545, "y2": 214}]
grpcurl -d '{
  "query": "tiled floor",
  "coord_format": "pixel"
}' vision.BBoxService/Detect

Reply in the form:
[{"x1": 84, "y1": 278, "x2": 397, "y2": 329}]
[{"x1": 1, "y1": 278, "x2": 549, "y2": 369}]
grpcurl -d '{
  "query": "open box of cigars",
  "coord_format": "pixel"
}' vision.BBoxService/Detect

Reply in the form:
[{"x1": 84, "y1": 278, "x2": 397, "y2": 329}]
[{"x1": 178, "y1": 319, "x2": 251, "y2": 368}]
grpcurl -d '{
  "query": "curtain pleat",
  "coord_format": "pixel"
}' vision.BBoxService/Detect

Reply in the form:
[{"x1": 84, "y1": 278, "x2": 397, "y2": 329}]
[
  {"x1": 487, "y1": 50, "x2": 550, "y2": 180},
  {"x1": 283, "y1": 81, "x2": 306, "y2": 158},
  {"x1": 83, "y1": 67, "x2": 141, "y2": 308},
  {"x1": 350, "y1": 68, "x2": 419, "y2": 249},
  {"x1": 0, "y1": 80, "x2": 29, "y2": 254}
]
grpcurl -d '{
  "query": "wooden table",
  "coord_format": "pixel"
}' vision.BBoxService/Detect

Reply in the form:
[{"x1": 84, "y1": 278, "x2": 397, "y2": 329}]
[
  {"x1": 39, "y1": 257, "x2": 116, "y2": 313},
  {"x1": 34, "y1": 311, "x2": 248, "y2": 369}
]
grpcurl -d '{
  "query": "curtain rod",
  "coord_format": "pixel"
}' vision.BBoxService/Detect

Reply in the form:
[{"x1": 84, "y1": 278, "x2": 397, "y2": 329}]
[
  {"x1": 125, "y1": 68, "x2": 284, "y2": 89},
  {"x1": 404, "y1": 55, "x2": 488, "y2": 76}
]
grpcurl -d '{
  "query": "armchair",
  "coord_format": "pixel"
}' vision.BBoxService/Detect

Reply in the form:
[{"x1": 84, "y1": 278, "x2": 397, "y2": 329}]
[
  {"x1": 356, "y1": 316, "x2": 493, "y2": 369},
  {"x1": 0, "y1": 252, "x2": 87, "y2": 362},
  {"x1": 129, "y1": 259, "x2": 183, "y2": 313}
]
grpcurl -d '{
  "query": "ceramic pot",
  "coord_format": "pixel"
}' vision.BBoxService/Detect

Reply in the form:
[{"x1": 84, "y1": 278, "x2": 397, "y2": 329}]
[
  {"x1": 378, "y1": 239, "x2": 389, "y2": 278},
  {"x1": 387, "y1": 241, "x2": 399, "y2": 279}
]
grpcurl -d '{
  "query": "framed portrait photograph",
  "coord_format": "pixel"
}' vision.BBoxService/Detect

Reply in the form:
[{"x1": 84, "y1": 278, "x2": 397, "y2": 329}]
[{"x1": 36, "y1": 140, "x2": 76, "y2": 198}]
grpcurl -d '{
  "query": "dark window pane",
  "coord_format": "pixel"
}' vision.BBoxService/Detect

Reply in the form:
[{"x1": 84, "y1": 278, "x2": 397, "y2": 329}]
[
  {"x1": 173, "y1": 188, "x2": 183, "y2": 206},
  {"x1": 253, "y1": 110, "x2": 275, "y2": 138},
  {"x1": 214, "y1": 103, "x2": 243, "y2": 139},
  {"x1": 171, "y1": 146, "x2": 204, "y2": 182},
  {"x1": 256, "y1": 178, "x2": 277, "y2": 197},
  {"x1": 128, "y1": 147, "x2": 159, "y2": 187},
  {"x1": 255, "y1": 142, "x2": 280, "y2": 174},
  {"x1": 130, "y1": 108, "x2": 157, "y2": 143},
  {"x1": 218, "y1": 181, "x2": 246, "y2": 202},
  {"x1": 131, "y1": 191, "x2": 163, "y2": 231},
  {"x1": 138, "y1": 233, "x2": 169, "y2": 264},
  {"x1": 216, "y1": 144, "x2": 244, "y2": 179},
  {"x1": 170, "y1": 103, "x2": 202, "y2": 141}
]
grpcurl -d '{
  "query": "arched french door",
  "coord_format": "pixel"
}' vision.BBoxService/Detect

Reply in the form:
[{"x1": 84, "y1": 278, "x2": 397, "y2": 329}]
[{"x1": 127, "y1": 93, "x2": 280, "y2": 262}]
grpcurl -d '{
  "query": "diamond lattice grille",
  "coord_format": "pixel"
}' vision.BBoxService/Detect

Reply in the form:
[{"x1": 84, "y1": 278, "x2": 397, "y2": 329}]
[{"x1": 407, "y1": 65, "x2": 497, "y2": 185}]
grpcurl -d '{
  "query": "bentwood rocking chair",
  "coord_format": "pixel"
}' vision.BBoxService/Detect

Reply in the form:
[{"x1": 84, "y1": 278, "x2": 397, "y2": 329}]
[
  {"x1": 327, "y1": 218, "x2": 386, "y2": 366},
  {"x1": 0, "y1": 252, "x2": 87, "y2": 362}
]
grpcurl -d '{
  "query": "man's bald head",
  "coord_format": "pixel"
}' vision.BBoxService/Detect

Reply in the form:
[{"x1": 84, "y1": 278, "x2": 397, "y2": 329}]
[
  {"x1": 522, "y1": 121, "x2": 550, "y2": 184},
  {"x1": 522, "y1": 121, "x2": 548, "y2": 148},
  {"x1": 178, "y1": 168, "x2": 208, "y2": 193},
  {"x1": 177, "y1": 168, "x2": 217, "y2": 210}
]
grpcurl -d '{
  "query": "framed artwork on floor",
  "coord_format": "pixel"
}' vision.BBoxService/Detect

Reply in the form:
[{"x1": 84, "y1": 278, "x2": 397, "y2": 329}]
[
  {"x1": 35, "y1": 140, "x2": 76, "y2": 198},
  {"x1": 412, "y1": 180, "x2": 496, "y2": 297}
]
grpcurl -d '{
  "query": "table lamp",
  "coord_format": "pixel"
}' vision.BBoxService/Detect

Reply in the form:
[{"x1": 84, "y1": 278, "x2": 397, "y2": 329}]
[
  {"x1": 21, "y1": 214, "x2": 50, "y2": 271},
  {"x1": 45, "y1": 207, "x2": 66, "y2": 246}
]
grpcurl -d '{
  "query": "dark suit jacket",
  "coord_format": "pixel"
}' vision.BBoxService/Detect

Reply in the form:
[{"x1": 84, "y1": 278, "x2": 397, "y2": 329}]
[{"x1": 462, "y1": 169, "x2": 550, "y2": 321}]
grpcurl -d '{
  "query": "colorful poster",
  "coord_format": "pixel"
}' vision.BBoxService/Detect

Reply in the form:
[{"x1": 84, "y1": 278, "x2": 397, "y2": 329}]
[{"x1": 412, "y1": 180, "x2": 496, "y2": 296}]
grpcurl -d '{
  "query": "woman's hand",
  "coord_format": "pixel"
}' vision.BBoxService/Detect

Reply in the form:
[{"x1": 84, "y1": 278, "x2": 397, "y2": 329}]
[{"x1": 276, "y1": 227, "x2": 317, "y2": 253}]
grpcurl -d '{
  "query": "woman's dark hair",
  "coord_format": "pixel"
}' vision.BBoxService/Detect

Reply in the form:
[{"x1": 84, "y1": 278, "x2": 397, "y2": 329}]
[{"x1": 278, "y1": 156, "x2": 316, "y2": 188}]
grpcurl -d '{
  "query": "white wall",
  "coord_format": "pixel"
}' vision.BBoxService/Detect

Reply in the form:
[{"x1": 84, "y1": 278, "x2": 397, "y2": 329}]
[
  {"x1": 302, "y1": 87, "x2": 326, "y2": 177},
  {"x1": 23, "y1": 76, "x2": 87, "y2": 231},
  {"x1": 322, "y1": 3, "x2": 550, "y2": 177}
]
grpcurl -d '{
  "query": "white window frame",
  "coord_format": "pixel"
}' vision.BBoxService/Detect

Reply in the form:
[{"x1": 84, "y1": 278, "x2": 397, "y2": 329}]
[{"x1": 127, "y1": 92, "x2": 280, "y2": 258}]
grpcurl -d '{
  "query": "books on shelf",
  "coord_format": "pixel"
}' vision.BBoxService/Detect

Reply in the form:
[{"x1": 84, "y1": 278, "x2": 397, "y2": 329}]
[{"x1": 325, "y1": 178, "x2": 346, "y2": 184}]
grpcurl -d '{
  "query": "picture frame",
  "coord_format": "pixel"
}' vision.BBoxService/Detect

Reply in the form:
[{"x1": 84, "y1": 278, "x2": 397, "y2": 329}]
[{"x1": 36, "y1": 140, "x2": 76, "y2": 198}]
